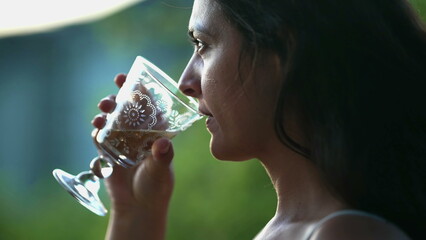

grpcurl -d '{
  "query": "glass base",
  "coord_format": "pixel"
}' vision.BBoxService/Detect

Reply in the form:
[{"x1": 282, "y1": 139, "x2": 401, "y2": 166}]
[{"x1": 52, "y1": 169, "x2": 107, "y2": 216}]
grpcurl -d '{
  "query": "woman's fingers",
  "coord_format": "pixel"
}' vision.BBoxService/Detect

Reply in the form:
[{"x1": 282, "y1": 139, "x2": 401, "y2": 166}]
[
  {"x1": 92, "y1": 113, "x2": 107, "y2": 129},
  {"x1": 94, "y1": 74, "x2": 125, "y2": 125},
  {"x1": 115, "y1": 74, "x2": 126, "y2": 88},
  {"x1": 98, "y1": 95, "x2": 117, "y2": 113},
  {"x1": 97, "y1": 74, "x2": 125, "y2": 114}
]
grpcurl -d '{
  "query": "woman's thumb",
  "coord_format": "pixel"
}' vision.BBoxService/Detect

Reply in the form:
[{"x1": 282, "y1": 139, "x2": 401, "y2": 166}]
[{"x1": 151, "y1": 138, "x2": 174, "y2": 166}]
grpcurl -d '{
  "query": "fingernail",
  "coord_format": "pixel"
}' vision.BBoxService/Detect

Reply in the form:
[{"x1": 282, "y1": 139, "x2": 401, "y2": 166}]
[{"x1": 159, "y1": 139, "x2": 170, "y2": 155}]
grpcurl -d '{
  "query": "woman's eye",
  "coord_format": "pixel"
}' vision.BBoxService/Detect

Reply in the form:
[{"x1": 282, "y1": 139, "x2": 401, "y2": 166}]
[{"x1": 191, "y1": 38, "x2": 207, "y2": 54}]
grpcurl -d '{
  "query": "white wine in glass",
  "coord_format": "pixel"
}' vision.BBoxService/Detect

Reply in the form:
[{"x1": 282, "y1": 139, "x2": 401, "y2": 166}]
[{"x1": 53, "y1": 56, "x2": 202, "y2": 216}]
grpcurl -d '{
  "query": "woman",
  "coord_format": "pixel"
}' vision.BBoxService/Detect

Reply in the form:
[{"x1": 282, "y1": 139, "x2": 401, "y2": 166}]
[{"x1": 92, "y1": 0, "x2": 426, "y2": 239}]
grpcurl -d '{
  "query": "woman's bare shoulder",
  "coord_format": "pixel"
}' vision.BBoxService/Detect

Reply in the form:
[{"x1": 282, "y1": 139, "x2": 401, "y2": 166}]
[{"x1": 310, "y1": 213, "x2": 411, "y2": 240}]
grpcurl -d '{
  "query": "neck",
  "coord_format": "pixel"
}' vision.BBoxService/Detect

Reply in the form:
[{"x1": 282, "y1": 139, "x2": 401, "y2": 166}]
[{"x1": 258, "y1": 140, "x2": 347, "y2": 223}]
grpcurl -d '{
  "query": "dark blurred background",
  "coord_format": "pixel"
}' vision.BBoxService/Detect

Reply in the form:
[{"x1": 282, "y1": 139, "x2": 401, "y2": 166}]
[{"x1": 0, "y1": 0, "x2": 424, "y2": 239}]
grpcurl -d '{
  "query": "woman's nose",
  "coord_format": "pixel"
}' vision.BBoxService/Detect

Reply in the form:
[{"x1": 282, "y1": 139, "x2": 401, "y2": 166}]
[{"x1": 178, "y1": 55, "x2": 202, "y2": 98}]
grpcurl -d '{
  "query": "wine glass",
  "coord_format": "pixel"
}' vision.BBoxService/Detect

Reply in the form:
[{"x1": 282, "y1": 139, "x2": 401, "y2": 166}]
[{"x1": 52, "y1": 56, "x2": 202, "y2": 216}]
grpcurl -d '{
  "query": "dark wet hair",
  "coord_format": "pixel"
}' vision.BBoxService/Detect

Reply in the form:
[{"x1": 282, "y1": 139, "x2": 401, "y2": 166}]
[{"x1": 214, "y1": 0, "x2": 426, "y2": 238}]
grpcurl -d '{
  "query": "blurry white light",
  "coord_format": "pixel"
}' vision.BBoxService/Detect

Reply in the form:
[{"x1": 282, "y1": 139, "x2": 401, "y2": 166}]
[{"x1": 0, "y1": 0, "x2": 144, "y2": 38}]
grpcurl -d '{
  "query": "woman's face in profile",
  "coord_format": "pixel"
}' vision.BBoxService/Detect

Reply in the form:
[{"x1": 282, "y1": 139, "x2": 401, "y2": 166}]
[{"x1": 179, "y1": 0, "x2": 283, "y2": 161}]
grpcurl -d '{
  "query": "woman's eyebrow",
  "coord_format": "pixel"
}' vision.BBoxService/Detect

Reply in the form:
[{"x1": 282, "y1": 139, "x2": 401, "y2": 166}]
[{"x1": 188, "y1": 23, "x2": 215, "y2": 38}]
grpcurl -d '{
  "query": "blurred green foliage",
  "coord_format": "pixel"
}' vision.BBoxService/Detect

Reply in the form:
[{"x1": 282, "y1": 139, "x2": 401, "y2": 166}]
[
  {"x1": 0, "y1": 0, "x2": 425, "y2": 239},
  {"x1": 412, "y1": 0, "x2": 426, "y2": 21}
]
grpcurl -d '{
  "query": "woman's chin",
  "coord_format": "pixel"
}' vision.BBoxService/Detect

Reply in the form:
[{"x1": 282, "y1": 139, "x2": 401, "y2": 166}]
[{"x1": 209, "y1": 138, "x2": 252, "y2": 161}]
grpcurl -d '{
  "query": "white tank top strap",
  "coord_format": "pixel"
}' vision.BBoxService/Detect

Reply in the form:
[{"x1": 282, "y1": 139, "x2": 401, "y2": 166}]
[{"x1": 305, "y1": 210, "x2": 387, "y2": 240}]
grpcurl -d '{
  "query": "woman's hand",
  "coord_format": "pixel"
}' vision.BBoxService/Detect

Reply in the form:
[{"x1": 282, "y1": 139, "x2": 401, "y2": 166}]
[{"x1": 92, "y1": 74, "x2": 174, "y2": 240}]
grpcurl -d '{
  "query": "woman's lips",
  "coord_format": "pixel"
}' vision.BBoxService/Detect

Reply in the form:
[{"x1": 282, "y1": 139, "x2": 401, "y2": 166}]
[
  {"x1": 198, "y1": 108, "x2": 215, "y2": 132},
  {"x1": 198, "y1": 107, "x2": 215, "y2": 131},
  {"x1": 206, "y1": 115, "x2": 213, "y2": 123},
  {"x1": 198, "y1": 108, "x2": 213, "y2": 117},
  {"x1": 205, "y1": 115, "x2": 216, "y2": 132}
]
